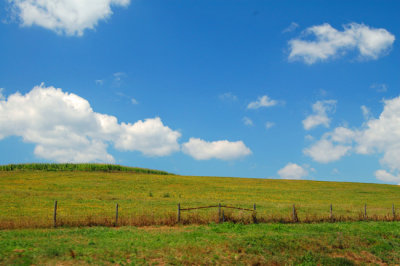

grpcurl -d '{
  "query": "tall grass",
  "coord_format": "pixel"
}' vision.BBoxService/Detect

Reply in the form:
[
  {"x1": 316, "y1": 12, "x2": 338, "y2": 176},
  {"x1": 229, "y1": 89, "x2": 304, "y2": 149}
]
[{"x1": 0, "y1": 163, "x2": 171, "y2": 175}]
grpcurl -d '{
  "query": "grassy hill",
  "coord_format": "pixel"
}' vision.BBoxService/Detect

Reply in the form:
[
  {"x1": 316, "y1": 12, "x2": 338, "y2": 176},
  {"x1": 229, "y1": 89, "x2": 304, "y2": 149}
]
[
  {"x1": 1, "y1": 164, "x2": 400, "y2": 265},
  {"x1": 1, "y1": 164, "x2": 400, "y2": 228}
]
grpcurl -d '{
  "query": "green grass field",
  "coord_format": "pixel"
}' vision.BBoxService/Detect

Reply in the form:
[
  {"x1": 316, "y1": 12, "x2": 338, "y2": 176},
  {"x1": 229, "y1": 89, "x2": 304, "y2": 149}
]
[
  {"x1": 1, "y1": 222, "x2": 400, "y2": 265},
  {"x1": 2, "y1": 164, "x2": 400, "y2": 265},
  {"x1": 1, "y1": 164, "x2": 400, "y2": 228}
]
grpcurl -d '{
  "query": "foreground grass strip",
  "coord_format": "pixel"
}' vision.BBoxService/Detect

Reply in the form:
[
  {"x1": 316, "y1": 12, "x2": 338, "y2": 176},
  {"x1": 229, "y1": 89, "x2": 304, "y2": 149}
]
[{"x1": 1, "y1": 222, "x2": 400, "y2": 265}]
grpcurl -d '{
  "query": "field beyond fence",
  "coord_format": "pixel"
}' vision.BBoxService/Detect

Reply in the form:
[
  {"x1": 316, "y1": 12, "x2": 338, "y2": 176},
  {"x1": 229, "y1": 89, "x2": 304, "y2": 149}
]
[{"x1": 1, "y1": 167, "x2": 400, "y2": 229}]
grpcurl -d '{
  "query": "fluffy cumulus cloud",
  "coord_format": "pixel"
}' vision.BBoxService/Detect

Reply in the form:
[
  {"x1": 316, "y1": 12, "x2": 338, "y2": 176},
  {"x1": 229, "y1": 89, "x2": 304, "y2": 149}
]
[
  {"x1": 288, "y1": 23, "x2": 395, "y2": 64},
  {"x1": 355, "y1": 97, "x2": 400, "y2": 171},
  {"x1": 8, "y1": 0, "x2": 130, "y2": 36},
  {"x1": 247, "y1": 95, "x2": 277, "y2": 109},
  {"x1": 182, "y1": 138, "x2": 251, "y2": 160},
  {"x1": 303, "y1": 126, "x2": 357, "y2": 163},
  {"x1": 0, "y1": 84, "x2": 180, "y2": 162},
  {"x1": 303, "y1": 100, "x2": 336, "y2": 130},
  {"x1": 304, "y1": 95, "x2": 400, "y2": 184},
  {"x1": 303, "y1": 138, "x2": 351, "y2": 163},
  {"x1": 278, "y1": 163, "x2": 308, "y2": 179}
]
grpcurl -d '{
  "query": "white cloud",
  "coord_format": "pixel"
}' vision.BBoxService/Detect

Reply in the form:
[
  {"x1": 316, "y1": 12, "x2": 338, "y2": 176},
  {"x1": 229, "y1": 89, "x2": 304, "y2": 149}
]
[
  {"x1": 361, "y1": 105, "x2": 371, "y2": 120},
  {"x1": 115, "y1": 117, "x2": 181, "y2": 156},
  {"x1": 375, "y1": 170, "x2": 400, "y2": 184},
  {"x1": 303, "y1": 127, "x2": 355, "y2": 163},
  {"x1": 304, "y1": 95, "x2": 400, "y2": 184},
  {"x1": 328, "y1": 127, "x2": 357, "y2": 144},
  {"x1": 247, "y1": 95, "x2": 277, "y2": 109},
  {"x1": 0, "y1": 84, "x2": 180, "y2": 162},
  {"x1": 283, "y1": 22, "x2": 299, "y2": 33},
  {"x1": 265, "y1": 121, "x2": 275, "y2": 129},
  {"x1": 303, "y1": 139, "x2": 351, "y2": 163},
  {"x1": 182, "y1": 138, "x2": 251, "y2": 160},
  {"x1": 243, "y1": 117, "x2": 253, "y2": 126},
  {"x1": 302, "y1": 100, "x2": 336, "y2": 130},
  {"x1": 219, "y1": 92, "x2": 237, "y2": 102},
  {"x1": 131, "y1": 98, "x2": 138, "y2": 105},
  {"x1": 288, "y1": 23, "x2": 395, "y2": 64},
  {"x1": 355, "y1": 97, "x2": 400, "y2": 171},
  {"x1": 278, "y1": 163, "x2": 308, "y2": 179},
  {"x1": 9, "y1": 0, "x2": 130, "y2": 36},
  {"x1": 95, "y1": 80, "x2": 103, "y2": 85},
  {"x1": 370, "y1": 83, "x2": 388, "y2": 93}
]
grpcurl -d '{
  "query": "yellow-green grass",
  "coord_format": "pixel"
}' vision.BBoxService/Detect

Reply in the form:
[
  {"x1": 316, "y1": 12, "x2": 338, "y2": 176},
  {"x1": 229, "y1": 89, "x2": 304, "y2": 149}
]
[{"x1": 1, "y1": 170, "x2": 400, "y2": 228}]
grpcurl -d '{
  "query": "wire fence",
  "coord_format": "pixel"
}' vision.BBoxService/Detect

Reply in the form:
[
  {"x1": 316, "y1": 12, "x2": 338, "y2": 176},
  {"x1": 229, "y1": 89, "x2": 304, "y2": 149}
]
[{"x1": 1, "y1": 201, "x2": 399, "y2": 229}]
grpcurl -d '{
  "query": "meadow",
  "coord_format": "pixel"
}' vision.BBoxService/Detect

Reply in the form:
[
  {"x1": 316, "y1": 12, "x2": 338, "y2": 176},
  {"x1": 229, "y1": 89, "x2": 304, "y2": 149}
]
[
  {"x1": 1, "y1": 222, "x2": 400, "y2": 265},
  {"x1": 1, "y1": 164, "x2": 400, "y2": 228}
]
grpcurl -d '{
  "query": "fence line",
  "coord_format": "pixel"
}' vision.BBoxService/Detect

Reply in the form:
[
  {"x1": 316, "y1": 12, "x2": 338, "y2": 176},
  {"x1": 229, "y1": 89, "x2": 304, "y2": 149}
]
[
  {"x1": 2, "y1": 201, "x2": 399, "y2": 229},
  {"x1": 179, "y1": 205, "x2": 255, "y2": 212},
  {"x1": 178, "y1": 203, "x2": 256, "y2": 223}
]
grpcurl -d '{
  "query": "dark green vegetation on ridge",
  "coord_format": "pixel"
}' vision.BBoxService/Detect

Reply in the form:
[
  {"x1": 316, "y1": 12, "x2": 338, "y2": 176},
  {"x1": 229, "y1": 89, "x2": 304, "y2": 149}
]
[{"x1": 0, "y1": 163, "x2": 171, "y2": 175}]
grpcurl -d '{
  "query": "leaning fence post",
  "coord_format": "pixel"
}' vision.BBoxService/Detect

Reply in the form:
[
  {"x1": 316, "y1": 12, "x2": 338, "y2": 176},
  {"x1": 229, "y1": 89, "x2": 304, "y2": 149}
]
[
  {"x1": 218, "y1": 203, "x2": 221, "y2": 223},
  {"x1": 178, "y1": 203, "x2": 181, "y2": 223},
  {"x1": 330, "y1": 204, "x2": 333, "y2": 221},
  {"x1": 393, "y1": 204, "x2": 396, "y2": 220},
  {"x1": 53, "y1": 200, "x2": 57, "y2": 228},
  {"x1": 364, "y1": 203, "x2": 367, "y2": 220},
  {"x1": 115, "y1": 203, "x2": 119, "y2": 226}
]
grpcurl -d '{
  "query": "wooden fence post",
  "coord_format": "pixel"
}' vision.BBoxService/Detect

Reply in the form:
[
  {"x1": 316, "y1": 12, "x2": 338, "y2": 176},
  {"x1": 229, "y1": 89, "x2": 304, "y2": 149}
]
[
  {"x1": 178, "y1": 203, "x2": 181, "y2": 223},
  {"x1": 218, "y1": 203, "x2": 221, "y2": 223},
  {"x1": 115, "y1": 203, "x2": 119, "y2": 226},
  {"x1": 292, "y1": 204, "x2": 298, "y2": 223},
  {"x1": 364, "y1": 204, "x2": 367, "y2": 220},
  {"x1": 330, "y1": 204, "x2": 333, "y2": 221},
  {"x1": 53, "y1": 200, "x2": 57, "y2": 228},
  {"x1": 253, "y1": 203, "x2": 258, "y2": 224},
  {"x1": 222, "y1": 210, "x2": 225, "y2": 222},
  {"x1": 393, "y1": 204, "x2": 396, "y2": 220}
]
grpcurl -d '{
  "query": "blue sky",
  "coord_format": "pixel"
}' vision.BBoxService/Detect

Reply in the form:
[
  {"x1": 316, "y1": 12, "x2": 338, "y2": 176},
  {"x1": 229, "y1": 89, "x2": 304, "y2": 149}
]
[{"x1": 0, "y1": 0, "x2": 399, "y2": 184}]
